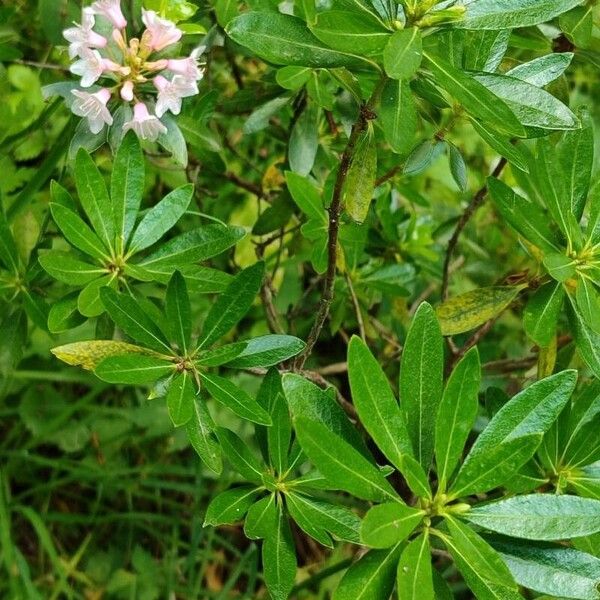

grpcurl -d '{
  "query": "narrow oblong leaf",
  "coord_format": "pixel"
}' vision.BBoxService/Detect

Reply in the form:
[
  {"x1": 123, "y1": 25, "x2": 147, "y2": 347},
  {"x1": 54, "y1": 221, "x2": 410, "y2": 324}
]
[
  {"x1": 111, "y1": 131, "x2": 144, "y2": 254},
  {"x1": 436, "y1": 286, "x2": 522, "y2": 336},
  {"x1": 204, "y1": 486, "x2": 260, "y2": 526},
  {"x1": 128, "y1": 184, "x2": 193, "y2": 253},
  {"x1": 95, "y1": 354, "x2": 173, "y2": 384},
  {"x1": 458, "y1": 0, "x2": 583, "y2": 30},
  {"x1": 99, "y1": 288, "x2": 172, "y2": 354},
  {"x1": 491, "y1": 539, "x2": 600, "y2": 600},
  {"x1": 360, "y1": 502, "x2": 424, "y2": 549},
  {"x1": 166, "y1": 371, "x2": 195, "y2": 426},
  {"x1": 165, "y1": 271, "x2": 191, "y2": 354},
  {"x1": 196, "y1": 262, "x2": 264, "y2": 350},
  {"x1": 186, "y1": 397, "x2": 222, "y2": 473},
  {"x1": 424, "y1": 53, "x2": 525, "y2": 138},
  {"x1": 224, "y1": 335, "x2": 305, "y2": 368},
  {"x1": 75, "y1": 148, "x2": 114, "y2": 251},
  {"x1": 524, "y1": 281, "x2": 565, "y2": 348},
  {"x1": 226, "y1": 12, "x2": 371, "y2": 69},
  {"x1": 344, "y1": 124, "x2": 377, "y2": 223},
  {"x1": 435, "y1": 347, "x2": 481, "y2": 489},
  {"x1": 396, "y1": 533, "x2": 434, "y2": 600},
  {"x1": 379, "y1": 78, "x2": 417, "y2": 156},
  {"x1": 39, "y1": 251, "x2": 106, "y2": 285},
  {"x1": 465, "y1": 494, "x2": 600, "y2": 540},
  {"x1": 51, "y1": 340, "x2": 152, "y2": 371},
  {"x1": 216, "y1": 427, "x2": 266, "y2": 484},
  {"x1": 50, "y1": 203, "x2": 110, "y2": 261},
  {"x1": 348, "y1": 336, "x2": 413, "y2": 471},
  {"x1": 400, "y1": 302, "x2": 443, "y2": 469},
  {"x1": 294, "y1": 417, "x2": 398, "y2": 502},
  {"x1": 202, "y1": 373, "x2": 272, "y2": 425},
  {"x1": 333, "y1": 545, "x2": 403, "y2": 600}
]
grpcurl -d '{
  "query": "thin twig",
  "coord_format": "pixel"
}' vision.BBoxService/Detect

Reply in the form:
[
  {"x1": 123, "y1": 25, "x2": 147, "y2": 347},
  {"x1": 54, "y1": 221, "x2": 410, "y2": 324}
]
[
  {"x1": 441, "y1": 157, "x2": 508, "y2": 300},
  {"x1": 294, "y1": 77, "x2": 387, "y2": 369}
]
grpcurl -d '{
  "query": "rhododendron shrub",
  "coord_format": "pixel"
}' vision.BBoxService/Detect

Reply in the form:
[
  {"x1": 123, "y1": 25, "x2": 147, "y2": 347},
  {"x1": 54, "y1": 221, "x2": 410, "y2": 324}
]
[{"x1": 2, "y1": 0, "x2": 600, "y2": 598}]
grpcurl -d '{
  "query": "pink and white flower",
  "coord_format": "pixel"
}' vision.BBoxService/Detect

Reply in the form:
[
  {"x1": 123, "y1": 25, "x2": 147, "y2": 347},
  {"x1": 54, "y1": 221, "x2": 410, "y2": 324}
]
[
  {"x1": 166, "y1": 49, "x2": 204, "y2": 82},
  {"x1": 71, "y1": 88, "x2": 113, "y2": 133},
  {"x1": 120, "y1": 80, "x2": 134, "y2": 102},
  {"x1": 63, "y1": 8, "x2": 108, "y2": 59},
  {"x1": 70, "y1": 48, "x2": 127, "y2": 87},
  {"x1": 91, "y1": 0, "x2": 127, "y2": 29},
  {"x1": 141, "y1": 9, "x2": 182, "y2": 51},
  {"x1": 153, "y1": 75, "x2": 198, "y2": 117},
  {"x1": 123, "y1": 102, "x2": 167, "y2": 141}
]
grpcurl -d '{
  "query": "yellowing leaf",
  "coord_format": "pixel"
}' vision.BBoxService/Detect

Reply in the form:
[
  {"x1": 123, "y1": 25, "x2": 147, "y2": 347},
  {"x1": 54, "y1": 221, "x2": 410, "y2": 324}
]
[
  {"x1": 436, "y1": 286, "x2": 524, "y2": 335},
  {"x1": 51, "y1": 340, "x2": 157, "y2": 371}
]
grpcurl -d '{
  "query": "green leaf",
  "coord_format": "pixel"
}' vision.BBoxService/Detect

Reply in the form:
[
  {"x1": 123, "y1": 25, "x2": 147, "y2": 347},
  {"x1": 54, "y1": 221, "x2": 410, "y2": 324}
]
[
  {"x1": 471, "y1": 120, "x2": 530, "y2": 172},
  {"x1": 95, "y1": 354, "x2": 173, "y2": 384},
  {"x1": 379, "y1": 78, "x2": 417, "y2": 156},
  {"x1": 283, "y1": 373, "x2": 371, "y2": 458},
  {"x1": 186, "y1": 397, "x2": 222, "y2": 473},
  {"x1": 543, "y1": 253, "x2": 576, "y2": 283},
  {"x1": 397, "y1": 533, "x2": 434, "y2": 600},
  {"x1": 202, "y1": 373, "x2": 272, "y2": 426},
  {"x1": 285, "y1": 495, "x2": 333, "y2": 548},
  {"x1": 506, "y1": 53, "x2": 573, "y2": 87},
  {"x1": 333, "y1": 545, "x2": 403, "y2": 600},
  {"x1": 450, "y1": 370, "x2": 577, "y2": 497},
  {"x1": 310, "y1": 11, "x2": 391, "y2": 56},
  {"x1": 224, "y1": 335, "x2": 305, "y2": 368},
  {"x1": 216, "y1": 427, "x2": 266, "y2": 485},
  {"x1": 262, "y1": 501, "x2": 296, "y2": 600},
  {"x1": 51, "y1": 340, "x2": 152, "y2": 371},
  {"x1": 165, "y1": 271, "x2": 191, "y2": 354},
  {"x1": 463, "y1": 30, "x2": 510, "y2": 72},
  {"x1": 576, "y1": 279, "x2": 600, "y2": 334},
  {"x1": 400, "y1": 302, "x2": 444, "y2": 469},
  {"x1": 383, "y1": 28, "x2": 422, "y2": 80},
  {"x1": 399, "y1": 454, "x2": 432, "y2": 499},
  {"x1": 446, "y1": 516, "x2": 518, "y2": 587},
  {"x1": 465, "y1": 494, "x2": 600, "y2": 540},
  {"x1": 38, "y1": 251, "x2": 105, "y2": 285},
  {"x1": 289, "y1": 102, "x2": 319, "y2": 177},
  {"x1": 285, "y1": 171, "x2": 325, "y2": 222},
  {"x1": 476, "y1": 73, "x2": 579, "y2": 133},
  {"x1": 424, "y1": 53, "x2": 525, "y2": 138},
  {"x1": 448, "y1": 142, "x2": 468, "y2": 192},
  {"x1": 74, "y1": 148, "x2": 114, "y2": 252},
  {"x1": 294, "y1": 417, "x2": 398, "y2": 502},
  {"x1": 344, "y1": 124, "x2": 377, "y2": 223},
  {"x1": 458, "y1": 0, "x2": 583, "y2": 30},
  {"x1": 204, "y1": 486, "x2": 260, "y2": 526},
  {"x1": 360, "y1": 502, "x2": 424, "y2": 549},
  {"x1": 111, "y1": 131, "x2": 144, "y2": 255},
  {"x1": 570, "y1": 301, "x2": 600, "y2": 380},
  {"x1": 534, "y1": 136, "x2": 583, "y2": 243},
  {"x1": 491, "y1": 539, "x2": 600, "y2": 600},
  {"x1": 441, "y1": 517, "x2": 521, "y2": 599},
  {"x1": 488, "y1": 177, "x2": 560, "y2": 253},
  {"x1": 348, "y1": 336, "x2": 413, "y2": 471},
  {"x1": 99, "y1": 288, "x2": 172, "y2": 354},
  {"x1": 47, "y1": 293, "x2": 86, "y2": 333},
  {"x1": 558, "y1": 113, "x2": 594, "y2": 220},
  {"x1": 286, "y1": 492, "x2": 361, "y2": 544},
  {"x1": 560, "y1": 6, "x2": 594, "y2": 48},
  {"x1": 139, "y1": 225, "x2": 245, "y2": 270},
  {"x1": 49, "y1": 203, "x2": 109, "y2": 262},
  {"x1": 166, "y1": 371, "x2": 195, "y2": 426},
  {"x1": 0, "y1": 211, "x2": 19, "y2": 273},
  {"x1": 194, "y1": 343, "x2": 247, "y2": 367},
  {"x1": 436, "y1": 286, "x2": 522, "y2": 336},
  {"x1": 128, "y1": 184, "x2": 193, "y2": 253},
  {"x1": 196, "y1": 262, "x2": 264, "y2": 350},
  {"x1": 245, "y1": 494, "x2": 276, "y2": 540},
  {"x1": 226, "y1": 12, "x2": 372, "y2": 69},
  {"x1": 524, "y1": 282, "x2": 565, "y2": 348},
  {"x1": 276, "y1": 66, "x2": 312, "y2": 90},
  {"x1": 78, "y1": 274, "x2": 115, "y2": 317},
  {"x1": 435, "y1": 348, "x2": 481, "y2": 490}
]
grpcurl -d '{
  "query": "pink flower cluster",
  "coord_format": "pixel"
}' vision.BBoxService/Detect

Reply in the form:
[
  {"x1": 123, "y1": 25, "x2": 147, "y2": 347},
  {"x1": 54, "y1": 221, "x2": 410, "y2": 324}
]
[{"x1": 63, "y1": 0, "x2": 202, "y2": 140}]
